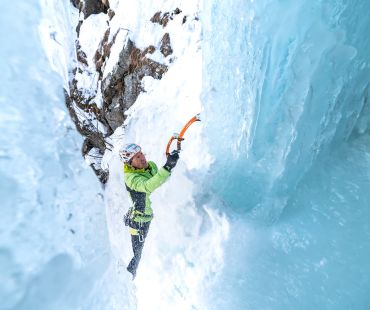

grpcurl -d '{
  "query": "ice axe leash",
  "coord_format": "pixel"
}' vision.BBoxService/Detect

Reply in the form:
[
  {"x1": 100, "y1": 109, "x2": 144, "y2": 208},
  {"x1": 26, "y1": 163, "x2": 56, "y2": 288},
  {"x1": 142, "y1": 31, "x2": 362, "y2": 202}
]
[{"x1": 165, "y1": 114, "x2": 201, "y2": 157}]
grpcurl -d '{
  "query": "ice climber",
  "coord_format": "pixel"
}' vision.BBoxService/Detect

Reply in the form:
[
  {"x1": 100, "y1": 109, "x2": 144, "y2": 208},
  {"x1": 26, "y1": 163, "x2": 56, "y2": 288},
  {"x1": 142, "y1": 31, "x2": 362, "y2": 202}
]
[{"x1": 119, "y1": 143, "x2": 179, "y2": 279}]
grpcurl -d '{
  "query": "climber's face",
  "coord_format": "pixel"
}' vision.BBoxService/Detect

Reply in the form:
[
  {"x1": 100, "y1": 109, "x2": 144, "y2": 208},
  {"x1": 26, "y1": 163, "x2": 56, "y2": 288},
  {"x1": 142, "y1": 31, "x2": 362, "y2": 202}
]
[{"x1": 130, "y1": 151, "x2": 148, "y2": 169}]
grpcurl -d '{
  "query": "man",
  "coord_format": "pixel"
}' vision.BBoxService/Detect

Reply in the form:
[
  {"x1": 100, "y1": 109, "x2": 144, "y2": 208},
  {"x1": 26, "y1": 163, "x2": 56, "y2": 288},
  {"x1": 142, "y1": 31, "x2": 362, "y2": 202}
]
[{"x1": 119, "y1": 143, "x2": 179, "y2": 279}]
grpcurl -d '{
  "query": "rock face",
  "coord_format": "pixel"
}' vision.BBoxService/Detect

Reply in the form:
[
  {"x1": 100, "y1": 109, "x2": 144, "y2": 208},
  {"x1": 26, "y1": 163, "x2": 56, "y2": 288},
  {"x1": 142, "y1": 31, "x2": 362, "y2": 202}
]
[
  {"x1": 70, "y1": 0, "x2": 110, "y2": 18},
  {"x1": 160, "y1": 33, "x2": 173, "y2": 57},
  {"x1": 150, "y1": 8, "x2": 182, "y2": 27},
  {"x1": 83, "y1": 0, "x2": 109, "y2": 18},
  {"x1": 65, "y1": 4, "x2": 170, "y2": 184},
  {"x1": 101, "y1": 40, "x2": 167, "y2": 132},
  {"x1": 64, "y1": 89, "x2": 109, "y2": 183}
]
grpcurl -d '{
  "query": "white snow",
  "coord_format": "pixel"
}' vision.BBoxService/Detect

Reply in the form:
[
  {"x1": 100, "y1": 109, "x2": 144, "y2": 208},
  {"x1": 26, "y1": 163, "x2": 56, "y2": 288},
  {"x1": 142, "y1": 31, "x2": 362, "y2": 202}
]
[
  {"x1": 100, "y1": 0, "x2": 228, "y2": 309},
  {"x1": 39, "y1": 0, "x2": 229, "y2": 308},
  {"x1": 38, "y1": 0, "x2": 79, "y2": 87},
  {"x1": 102, "y1": 29, "x2": 129, "y2": 79},
  {"x1": 78, "y1": 13, "x2": 109, "y2": 66}
]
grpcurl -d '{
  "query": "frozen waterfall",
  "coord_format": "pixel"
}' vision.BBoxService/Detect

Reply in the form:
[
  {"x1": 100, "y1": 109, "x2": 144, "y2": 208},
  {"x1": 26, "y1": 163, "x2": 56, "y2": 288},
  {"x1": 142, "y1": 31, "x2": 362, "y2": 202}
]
[{"x1": 2, "y1": 0, "x2": 370, "y2": 309}]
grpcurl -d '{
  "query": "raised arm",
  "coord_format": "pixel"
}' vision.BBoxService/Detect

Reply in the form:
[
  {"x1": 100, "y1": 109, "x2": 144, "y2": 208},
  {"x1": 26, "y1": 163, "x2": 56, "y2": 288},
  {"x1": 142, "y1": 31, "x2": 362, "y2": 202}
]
[{"x1": 126, "y1": 167, "x2": 170, "y2": 193}]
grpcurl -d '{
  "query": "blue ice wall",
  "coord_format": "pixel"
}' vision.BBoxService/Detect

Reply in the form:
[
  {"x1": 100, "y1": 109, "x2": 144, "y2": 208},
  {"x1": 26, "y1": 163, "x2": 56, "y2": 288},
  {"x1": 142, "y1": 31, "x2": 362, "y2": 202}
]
[
  {"x1": 203, "y1": 0, "x2": 370, "y2": 309},
  {"x1": 203, "y1": 0, "x2": 370, "y2": 218},
  {"x1": 0, "y1": 2, "x2": 110, "y2": 309}
]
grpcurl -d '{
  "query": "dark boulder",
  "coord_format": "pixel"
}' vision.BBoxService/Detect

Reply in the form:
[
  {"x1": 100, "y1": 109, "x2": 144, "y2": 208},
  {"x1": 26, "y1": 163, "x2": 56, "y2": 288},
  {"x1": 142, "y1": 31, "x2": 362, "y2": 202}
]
[
  {"x1": 82, "y1": 0, "x2": 109, "y2": 19},
  {"x1": 160, "y1": 33, "x2": 173, "y2": 57}
]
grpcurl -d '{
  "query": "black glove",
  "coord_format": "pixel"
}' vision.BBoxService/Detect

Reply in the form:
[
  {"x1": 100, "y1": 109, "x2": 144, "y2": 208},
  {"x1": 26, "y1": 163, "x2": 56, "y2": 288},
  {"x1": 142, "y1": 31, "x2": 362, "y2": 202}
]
[{"x1": 164, "y1": 150, "x2": 179, "y2": 172}]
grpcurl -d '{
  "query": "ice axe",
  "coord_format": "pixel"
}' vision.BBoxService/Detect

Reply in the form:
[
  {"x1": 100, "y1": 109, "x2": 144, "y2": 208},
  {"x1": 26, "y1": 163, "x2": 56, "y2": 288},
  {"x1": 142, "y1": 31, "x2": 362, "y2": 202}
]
[{"x1": 166, "y1": 114, "x2": 201, "y2": 156}]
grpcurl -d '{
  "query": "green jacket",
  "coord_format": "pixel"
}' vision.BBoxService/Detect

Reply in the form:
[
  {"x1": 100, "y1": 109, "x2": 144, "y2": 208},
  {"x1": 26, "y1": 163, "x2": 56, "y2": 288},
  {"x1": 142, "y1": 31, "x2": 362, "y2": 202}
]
[{"x1": 124, "y1": 161, "x2": 170, "y2": 223}]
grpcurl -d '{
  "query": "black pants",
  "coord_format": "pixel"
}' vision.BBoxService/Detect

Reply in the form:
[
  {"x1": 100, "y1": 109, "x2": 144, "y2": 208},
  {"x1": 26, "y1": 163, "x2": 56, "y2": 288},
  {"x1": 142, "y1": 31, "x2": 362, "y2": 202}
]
[{"x1": 127, "y1": 221, "x2": 151, "y2": 278}]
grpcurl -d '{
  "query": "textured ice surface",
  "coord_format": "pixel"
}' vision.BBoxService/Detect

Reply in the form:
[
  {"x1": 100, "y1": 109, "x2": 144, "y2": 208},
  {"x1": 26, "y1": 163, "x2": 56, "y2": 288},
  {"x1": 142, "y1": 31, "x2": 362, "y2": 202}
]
[
  {"x1": 3, "y1": 0, "x2": 370, "y2": 309},
  {"x1": 202, "y1": 0, "x2": 370, "y2": 308},
  {"x1": 0, "y1": 1, "x2": 113, "y2": 309}
]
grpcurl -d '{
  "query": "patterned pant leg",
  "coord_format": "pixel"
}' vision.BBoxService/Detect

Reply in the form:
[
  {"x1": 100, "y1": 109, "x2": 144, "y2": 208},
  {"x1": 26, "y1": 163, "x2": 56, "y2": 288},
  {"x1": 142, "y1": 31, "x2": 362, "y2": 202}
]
[{"x1": 127, "y1": 221, "x2": 151, "y2": 277}]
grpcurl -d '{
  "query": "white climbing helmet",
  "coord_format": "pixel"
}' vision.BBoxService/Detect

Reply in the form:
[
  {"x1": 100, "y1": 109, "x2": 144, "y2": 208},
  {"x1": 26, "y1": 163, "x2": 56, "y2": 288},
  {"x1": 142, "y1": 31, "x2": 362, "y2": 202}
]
[{"x1": 119, "y1": 143, "x2": 141, "y2": 163}]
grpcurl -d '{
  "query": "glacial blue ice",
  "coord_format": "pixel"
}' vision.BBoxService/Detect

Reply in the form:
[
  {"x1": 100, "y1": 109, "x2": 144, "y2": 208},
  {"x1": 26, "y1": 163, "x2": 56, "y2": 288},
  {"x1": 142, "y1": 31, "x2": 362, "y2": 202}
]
[
  {"x1": 0, "y1": 1, "x2": 112, "y2": 309},
  {"x1": 202, "y1": 0, "x2": 370, "y2": 308},
  {"x1": 2, "y1": 0, "x2": 370, "y2": 309}
]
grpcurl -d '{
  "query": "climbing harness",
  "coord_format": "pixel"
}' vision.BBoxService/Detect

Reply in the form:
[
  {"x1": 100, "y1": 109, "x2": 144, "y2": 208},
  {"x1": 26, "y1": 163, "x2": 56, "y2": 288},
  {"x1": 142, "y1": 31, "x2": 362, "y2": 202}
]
[
  {"x1": 124, "y1": 208, "x2": 151, "y2": 242},
  {"x1": 132, "y1": 219, "x2": 147, "y2": 243},
  {"x1": 124, "y1": 209, "x2": 152, "y2": 224},
  {"x1": 165, "y1": 114, "x2": 201, "y2": 156}
]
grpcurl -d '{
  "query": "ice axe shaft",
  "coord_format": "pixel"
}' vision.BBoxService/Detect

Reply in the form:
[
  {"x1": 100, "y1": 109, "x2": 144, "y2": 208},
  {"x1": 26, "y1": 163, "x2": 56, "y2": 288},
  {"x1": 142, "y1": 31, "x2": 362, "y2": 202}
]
[{"x1": 166, "y1": 114, "x2": 201, "y2": 156}]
